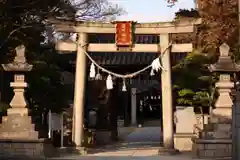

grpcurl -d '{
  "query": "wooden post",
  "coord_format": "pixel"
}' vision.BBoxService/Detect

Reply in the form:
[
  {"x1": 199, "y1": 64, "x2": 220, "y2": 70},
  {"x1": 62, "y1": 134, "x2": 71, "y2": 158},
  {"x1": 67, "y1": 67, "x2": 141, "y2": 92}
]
[
  {"x1": 160, "y1": 34, "x2": 174, "y2": 149},
  {"x1": 131, "y1": 88, "x2": 137, "y2": 125},
  {"x1": 109, "y1": 83, "x2": 119, "y2": 141},
  {"x1": 123, "y1": 90, "x2": 130, "y2": 127},
  {"x1": 73, "y1": 32, "x2": 87, "y2": 147}
]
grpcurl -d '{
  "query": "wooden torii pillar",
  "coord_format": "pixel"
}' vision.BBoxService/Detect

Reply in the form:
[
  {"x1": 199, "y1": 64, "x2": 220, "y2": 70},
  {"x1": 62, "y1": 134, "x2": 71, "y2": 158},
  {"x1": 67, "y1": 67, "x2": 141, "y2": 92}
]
[{"x1": 49, "y1": 19, "x2": 201, "y2": 151}]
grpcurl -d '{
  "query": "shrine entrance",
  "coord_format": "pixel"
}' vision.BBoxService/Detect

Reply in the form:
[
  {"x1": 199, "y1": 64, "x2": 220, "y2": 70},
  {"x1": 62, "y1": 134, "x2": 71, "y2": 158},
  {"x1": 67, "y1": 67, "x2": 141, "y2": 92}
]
[{"x1": 49, "y1": 19, "x2": 200, "y2": 151}]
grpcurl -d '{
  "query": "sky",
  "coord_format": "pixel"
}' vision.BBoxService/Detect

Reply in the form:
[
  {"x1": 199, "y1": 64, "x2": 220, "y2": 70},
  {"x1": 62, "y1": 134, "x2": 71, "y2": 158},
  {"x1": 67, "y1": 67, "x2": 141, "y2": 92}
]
[{"x1": 110, "y1": 0, "x2": 195, "y2": 22}]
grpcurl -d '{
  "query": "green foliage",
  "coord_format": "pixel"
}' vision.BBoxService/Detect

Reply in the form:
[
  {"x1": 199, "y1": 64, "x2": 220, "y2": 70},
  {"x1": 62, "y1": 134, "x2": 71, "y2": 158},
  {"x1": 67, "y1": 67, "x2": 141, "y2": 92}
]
[
  {"x1": 26, "y1": 46, "x2": 71, "y2": 113},
  {"x1": 170, "y1": 1, "x2": 238, "y2": 109},
  {"x1": 175, "y1": 9, "x2": 200, "y2": 20},
  {"x1": 176, "y1": 89, "x2": 195, "y2": 105},
  {"x1": 0, "y1": 102, "x2": 9, "y2": 113},
  {"x1": 173, "y1": 49, "x2": 214, "y2": 107},
  {"x1": 193, "y1": 91, "x2": 211, "y2": 107}
]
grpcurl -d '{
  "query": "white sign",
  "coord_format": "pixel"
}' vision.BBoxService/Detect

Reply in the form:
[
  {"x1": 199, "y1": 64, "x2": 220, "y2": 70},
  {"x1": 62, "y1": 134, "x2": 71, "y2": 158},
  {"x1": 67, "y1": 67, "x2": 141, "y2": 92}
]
[
  {"x1": 47, "y1": 112, "x2": 63, "y2": 130},
  {"x1": 47, "y1": 111, "x2": 64, "y2": 147},
  {"x1": 51, "y1": 113, "x2": 62, "y2": 130}
]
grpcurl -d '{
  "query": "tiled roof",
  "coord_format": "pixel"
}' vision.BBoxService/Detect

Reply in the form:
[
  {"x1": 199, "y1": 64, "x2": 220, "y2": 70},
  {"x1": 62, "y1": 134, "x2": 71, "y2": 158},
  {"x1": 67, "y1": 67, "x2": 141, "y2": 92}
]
[
  {"x1": 88, "y1": 33, "x2": 194, "y2": 44},
  {"x1": 89, "y1": 52, "x2": 158, "y2": 65},
  {"x1": 65, "y1": 34, "x2": 188, "y2": 66},
  {"x1": 87, "y1": 34, "x2": 159, "y2": 65},
  {"x1": 88, "y1": 52, "x2": 187, "y2": 66},
  {"x1": 67, "y1": 52, "x2": 187, "y2": 66}
]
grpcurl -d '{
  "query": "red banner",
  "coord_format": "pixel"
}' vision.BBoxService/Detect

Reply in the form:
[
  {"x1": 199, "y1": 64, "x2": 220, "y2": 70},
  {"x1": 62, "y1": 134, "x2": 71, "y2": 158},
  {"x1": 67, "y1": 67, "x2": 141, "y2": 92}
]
[{"x1": 115, "y1": 21, "x2": 133, "y2": 46}]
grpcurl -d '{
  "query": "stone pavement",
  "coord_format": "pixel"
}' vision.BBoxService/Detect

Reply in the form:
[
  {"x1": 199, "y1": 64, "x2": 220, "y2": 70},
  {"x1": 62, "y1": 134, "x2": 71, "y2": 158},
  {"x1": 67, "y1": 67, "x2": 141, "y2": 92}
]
[
  {"x1": 124, "y1": 127, "x2": 161, "y2": 143},
  {"x1": 50, "y1": 126, "x2": 211, "y2": 160},
  {"x1": 50, "y1": 145, "x2": 210, "y2": 160}
]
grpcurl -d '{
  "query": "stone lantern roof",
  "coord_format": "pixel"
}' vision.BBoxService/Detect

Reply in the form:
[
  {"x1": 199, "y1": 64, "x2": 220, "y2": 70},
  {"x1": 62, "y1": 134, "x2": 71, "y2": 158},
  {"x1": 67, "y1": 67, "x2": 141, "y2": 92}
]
[
  {"x1": 2, "y1": 45, "x2": 33, "y2": 72},
  {"x1": 209, "y1": 43, "x2": 240, "y2": 73}
]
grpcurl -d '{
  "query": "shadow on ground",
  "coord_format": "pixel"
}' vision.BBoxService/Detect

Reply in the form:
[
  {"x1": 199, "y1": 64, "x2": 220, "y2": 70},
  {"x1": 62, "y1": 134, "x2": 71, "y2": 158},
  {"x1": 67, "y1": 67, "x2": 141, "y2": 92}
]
[
  {"x1": 49, "y1": 154, "x2": 209, "y2": 160},
  {"x1": 50, "y1": 156, "x2": 163, "y2": 160},
  {"x1": 86, "y1": 141, "x2": 162, "y2": 154}
]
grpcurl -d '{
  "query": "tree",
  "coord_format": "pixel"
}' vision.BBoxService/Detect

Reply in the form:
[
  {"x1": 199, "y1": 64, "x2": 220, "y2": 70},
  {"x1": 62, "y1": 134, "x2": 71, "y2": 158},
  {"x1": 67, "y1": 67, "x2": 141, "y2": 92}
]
[
  {"x1": 172, "y1": 50, "x2": 214, "y2": 110},
  {"x1": 71, "y1": 0, "x2": 124, "y2": 21},
  {"x1": 171, "y1": 0, "x2": 238, "y2": 54},
  {"x1": 169, "y1": 0, "x2": 239, "y2": 112},
  {"x1": 0, "y1": 0, "x2": 123, "y2": 114},
  {"x1": 196, "y1": 0, "x2": 238, "y2": 54},
  {"x1": 0, "y1": 0, "x2": 123, "y2": 55}
]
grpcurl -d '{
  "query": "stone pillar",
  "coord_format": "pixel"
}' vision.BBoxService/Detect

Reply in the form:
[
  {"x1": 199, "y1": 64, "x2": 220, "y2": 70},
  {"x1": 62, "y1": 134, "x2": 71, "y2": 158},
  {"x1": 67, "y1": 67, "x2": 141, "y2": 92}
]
[
  {"x1": 131, "y1": 88, "x2": 137, "y2": 125},
  {"x1": 73, "y1": 32, "x2": 87, "y2": 148},
  {"x1": 160, "y1": 34, "x2": 174, "y2": 150},
  {"x1": 212, "y1": 74, "x2": 233, "y2": 122},
  {"x1": 8, "y1": 74, "x2": 28, "y2": 115}
]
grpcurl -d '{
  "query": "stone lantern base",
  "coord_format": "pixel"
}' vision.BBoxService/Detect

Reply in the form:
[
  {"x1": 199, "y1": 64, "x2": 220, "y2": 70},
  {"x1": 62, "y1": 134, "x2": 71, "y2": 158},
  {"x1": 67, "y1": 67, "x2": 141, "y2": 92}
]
[
  {"x1": 193, "y1": 138, "x2": 232, "y2": 158},
  {"x1": 192, "y1": 74, "x2": 233, "y2": 159},
  {"x1": 192, "y1": 118, "x2": 232, "y2": 159},
  {"x1": 0, "y1": 139, "x2": 54, "y2": 159},
  {"x1": 0, "y1": 114, "x2": 56, "y2": 158}
]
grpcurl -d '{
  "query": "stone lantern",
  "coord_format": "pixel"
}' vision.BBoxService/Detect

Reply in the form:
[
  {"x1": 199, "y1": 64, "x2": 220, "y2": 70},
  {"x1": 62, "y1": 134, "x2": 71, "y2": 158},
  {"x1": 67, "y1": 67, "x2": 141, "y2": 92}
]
[
  {"x1": 208, "y1": 43, "x2": 240, "y2": 121},
  {"x1": 0, "y1": 45, "x2": 54, "y2": 158},
  {"x1": 193, "y1": 43, "x2": 240, "y2": 159},
  {"x1": 2, "y1": 45, "x2": 33, "y2": 115}
]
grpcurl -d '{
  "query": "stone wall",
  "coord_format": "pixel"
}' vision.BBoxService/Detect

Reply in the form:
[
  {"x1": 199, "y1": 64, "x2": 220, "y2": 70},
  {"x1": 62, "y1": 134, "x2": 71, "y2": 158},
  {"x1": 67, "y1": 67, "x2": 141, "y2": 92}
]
[
  {"x1": 0, "y1": 139, "x2": 56, "y2": 159},
  {"x1": 193, "y1": 139, "x2": 232, "y2": 158}
]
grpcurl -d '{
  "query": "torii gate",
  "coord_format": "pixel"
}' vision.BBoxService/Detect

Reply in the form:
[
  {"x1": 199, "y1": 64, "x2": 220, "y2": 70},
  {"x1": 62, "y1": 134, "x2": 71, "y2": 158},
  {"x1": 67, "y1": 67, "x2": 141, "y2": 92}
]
[{"x1": 49, "y1": 18, "x2": 201, "y2": 151}]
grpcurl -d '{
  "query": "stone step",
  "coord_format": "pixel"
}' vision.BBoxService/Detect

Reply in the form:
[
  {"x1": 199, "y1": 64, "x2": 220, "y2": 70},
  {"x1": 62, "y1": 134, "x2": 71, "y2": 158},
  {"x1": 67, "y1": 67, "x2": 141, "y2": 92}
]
[
  {"x1": 0, "y1": 119, "x2": 35, "y2": 126},
  {"x1": 1, "y1": 116, "x2": 35, "y2": 126},
  {"x1": 0, "y1": 130, "x2": 39, "y2": 139},
  {"x1": 0, "y1": 123, "x2": 36, "y2": 131},
  {"x1": 209, "y1": 117, "x2": 232, "y2": 124},
  {"x1": 212, "y1": 131, "x2": 231, "y2": 139},
  {"x1": 0, "y1": 115, "x2": 37, "y2": 137},
  {"x1": 1, "y1": 115, "x2": 33, "y2": 123},
  {"x1": 192, "y1": 139, "x2": 232, "y2": 159},
  {"x1": 200, "y1": 131, "x2": 214, "y2": 138},
  {"x1": 215, "y1": 123, "x2": 231, "y2": 131},
  {"x1": 0, "y1": 118, "x2": 35, "y2": 129},
  {"x1": 202, "y1": 122, "x2": 231, "y2": 131},
  {"x1": 1, "y1": 119, "x2": 34, "y2": 125},
  {"x1": 203, "y1": 124, "x2": 214, "y2": 131}
]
